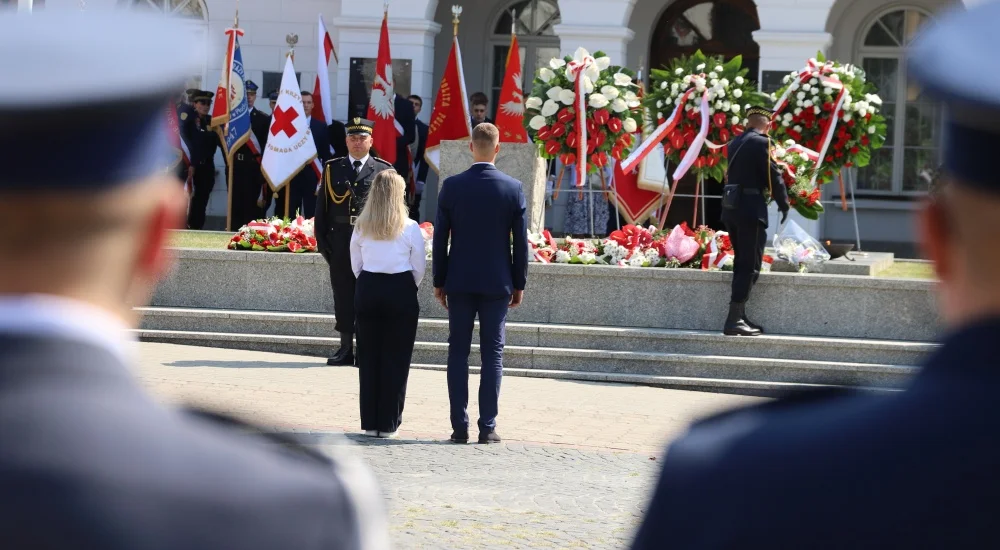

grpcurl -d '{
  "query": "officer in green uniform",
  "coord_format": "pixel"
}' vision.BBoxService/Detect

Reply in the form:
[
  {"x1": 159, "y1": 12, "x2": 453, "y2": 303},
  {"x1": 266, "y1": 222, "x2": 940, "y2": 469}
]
[{"x1": 314, "y1": 118, "x2": 394, "y2": 366}]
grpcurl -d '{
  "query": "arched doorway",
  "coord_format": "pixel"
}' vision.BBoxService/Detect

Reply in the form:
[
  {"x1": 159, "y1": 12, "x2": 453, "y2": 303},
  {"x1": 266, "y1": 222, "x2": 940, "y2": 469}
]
[{"x1": 649, "y1": 0, "x2": 760, "y2": 229}]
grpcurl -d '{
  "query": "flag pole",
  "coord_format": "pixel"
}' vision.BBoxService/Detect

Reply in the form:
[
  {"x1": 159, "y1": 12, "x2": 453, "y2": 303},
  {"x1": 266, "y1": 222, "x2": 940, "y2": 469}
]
[
  {"x1": 225, "y1": 4, "x2": 241, "y2": 232},
  {"x1": 283, "y1": 33, "x2": 298, "y2": 219},
  {"x1": 452, "y1": 4, "x2": 462, "y2": 37}
]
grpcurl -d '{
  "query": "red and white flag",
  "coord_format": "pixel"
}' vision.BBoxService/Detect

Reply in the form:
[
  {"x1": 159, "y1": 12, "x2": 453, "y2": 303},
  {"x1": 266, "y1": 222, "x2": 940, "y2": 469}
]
[
  {"x1": 312, "y1": 14, "x2": 337, "y2": 126},
  {"x1": 262, "y1": 55, "x2": 318, "y2": 191},
  {"x1": 424, "y1": 34, "x2": 472, "y2": 173},
  {"x1": 495, "y1": 34, "x2": 528, "y2": 143},
  {"x1": 366, "y1": 11, "x2": 397, "y2": 166},
  {"x1": 210, "y1": 27, "x2": 241, "y2": 128}
]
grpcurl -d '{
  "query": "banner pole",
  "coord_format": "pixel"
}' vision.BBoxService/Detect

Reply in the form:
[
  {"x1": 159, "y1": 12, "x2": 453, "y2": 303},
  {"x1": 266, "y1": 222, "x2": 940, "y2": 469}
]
[
  {"x1": 226, "y1": 160, "x2": 235, "y2": 231},
  {"x1": 284, "y1": 185, "x2": 291, "y2": 219}
]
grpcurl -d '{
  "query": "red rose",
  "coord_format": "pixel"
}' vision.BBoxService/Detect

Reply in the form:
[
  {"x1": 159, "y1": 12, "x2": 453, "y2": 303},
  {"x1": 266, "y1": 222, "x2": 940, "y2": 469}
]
[
  {"x1": 845, "y1": 162, "x2": 853, "y2": 168},
  {"x1": 835, "y1": 151, "x2": 844, "y2": 158},
  {"x1": 713, "y1": 112, "x2": 728, "y2": 128},
  {"x1": 825, "y1": 155, "x2": 834, "y2": 163},
  {"x1": 545, "y1": 140, "x2": 561, "y2": 156},
  {"x1": 848, "y1": 119, "x2": 856, "y2": 128},
  {"x1": 865, "y1": 113, "x2": 872, "y2": 121},
  {"x1": 593, "y1": 109, "x2": 610, "y2": 125},
  {"x1": 550, "y1": 124, "x2": 567, "y2": 138},
  {"x1": 608, "y1": 117, "x2": 623, "y2": 133},
  {"x1": 537, "y1": 126, "x2": 552, "y2": 140},
  {"x1": 850, "y1": 146, "x2": 859, "y2": 154}
]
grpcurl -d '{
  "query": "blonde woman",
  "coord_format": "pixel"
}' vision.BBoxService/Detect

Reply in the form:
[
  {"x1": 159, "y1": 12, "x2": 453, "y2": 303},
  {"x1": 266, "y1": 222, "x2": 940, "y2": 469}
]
[{"x1": 350, "y1": 170, "x2": 426, "y2": 439}]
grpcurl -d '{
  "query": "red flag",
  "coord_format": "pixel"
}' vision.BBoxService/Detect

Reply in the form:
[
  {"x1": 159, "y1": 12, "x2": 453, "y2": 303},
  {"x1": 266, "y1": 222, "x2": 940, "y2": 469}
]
[
  {"x1": 495, "y1": 34, "x2": 527, "y2": 143},
  {"x1": 366, "y1": 11, "x2": 396, "y2": 165},
  {"x1": 312, "y1": 14, "x2": 336, "y2": 125},
  {"x1": 424, "y1": 35, "x2": 472, "y2": 173},
  {"x1": 210, "y1": 27, "x2": 241, "y2": 128}
]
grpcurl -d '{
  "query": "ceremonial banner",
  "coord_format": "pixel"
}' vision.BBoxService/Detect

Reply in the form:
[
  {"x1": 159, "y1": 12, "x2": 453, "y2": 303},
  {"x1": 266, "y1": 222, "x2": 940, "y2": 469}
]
[
  {"x1": 262, "y1": 55, "x2": 318, "y2": 192},
  {"x1": 424, "y1": 35, "x2": 472, "y2": 173},
  {"x1": 312, "y1": 14, "x2": 337, "y2": 126},
  {"x1": 214, "y1": 33, "x2": 252, "y2": 160},
  {"x1": 366, "y1": 11, "x2": 397, "y2": 165},
  {"x1": 495, "y1": 34, "x2": 527, "y2": 143},
  {"x1": 612, "y1": 135, "x2": 663, "y2": 225}
]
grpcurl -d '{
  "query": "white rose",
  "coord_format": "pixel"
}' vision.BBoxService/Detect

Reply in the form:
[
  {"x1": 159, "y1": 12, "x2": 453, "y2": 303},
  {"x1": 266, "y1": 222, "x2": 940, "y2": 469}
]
[
  {"x1": 675, "y1": 97, "x2": 682, "y2": 106},
  {"x1": 661, "y1": 81, "x2": 669, "y2": 90},
  {"x1": 696, "y1": 63, "x2": 706, "y2": 71},
  {"x1": 546, "y1": 86, "x2": 564, "y2": 101},
  {"x1": 580, "y1": 252, "x2": 596, "y2": 264},
  {"x1": 589, "y1": 93, "x2": 609, "y2": 109},
  {"x1": 723, "y1": 100, "x2": 731, "y2": 111},
  {"x1": 843, "y1": 113, "x2": 853, "y2": 122},
  {"x1": 796, "y1": 92, "x2": 806, "y2": 100},
  {"x1": 784, "y1": 139, "x2": 795, "y2": 147},
  {"x1": 539, "y1": 67, "x2": 555, "y2": 83},
  {"x1": 559, "y1": 89, "x2": 577, "y2": 105},
  {"x1": 868, "y1": 125, "x2": 876, "y2": 134},
  {"x1": 782, "y1": 75, "x2": 791, "y2": 84},
  {"x1": 810, "y1": 78, "x2": 818, "y2": 85},
  {"x1": 601, "y1": 85, "x2": 620, "y2": 99},
  {"x1": 709, "y1": 72, "x2": 718, "y2": 80},
  {"x1": 824, "y1": 88, "x2": 833, "y2": 96},
  {"x1": 675, "y1": 68, "x2": 684, "y2": 75},
  {"x1": 789, "y1": 82, "x2": 800, "y2": 91},
  {"x1": 794, "y1": 125, "x2": 803, "y2": 132},
  {"x1": 541, "y1": 99, "x2": 559, "y2": 117},
  {"x1": 657, "y1": 112, "x2": 664, "y2": 119},
  {"x1": 793, "y1": 107, "x2": 803, "y2": 116},
  {"x1": 656, "y1": 100, "x2": 664, "y2": 108},
  {"x1": 733, "y1": 89, "x2": 743, "y2": 98},
  {"x1": 556, "y1": 250, "x2": 571, "y2": 263},
  {"x1": 814, "y1": 106, "x2": 822, "y2": 115},
  {"x1": 783, "y1": 113, "x2": 793, "y2": 121},
  {"x1": 613, "y1": 73, "x2": 633, "y2": 87},
  {"x1": 802, "y1": 84, "x2": 812, "y2": 92},
  {"x1": 773, "y1": 147, "x2": 786, "y2": 157},
  {"x1": 595, "y1": 56, "x2": 612, "y2": 71},
  {"x1": 529, "y1": 115, "x2": 547, "y2": 130},
  {"x1": 858, "y1": 108, "x2": 868, "y2": 117},
  {"x1": 550, "y1": 58, "x2": 566, "y2": 69},
  {"x1": 525, "y1": 96, "x2": 543, "y2": 110},
  {"x1": 803, "y1": 100, "x2": 813, "y2": 108},
  {"x1": 716, "y1": 88, "x2": 726, "y2": 98},
  {"x1": 611, "y1": 97, "x2": 628, "y2": 113},
  {"x1": 731, "y1": 103, "x2": 741, "y2": 113},
  {"x1": 720, "y1": 78, "x2": 730, "y2": 87},
  {"x1": 671, "y1": 82, "x2": 679, "y2": 92},
  {"x1": 800, "y1": 152, "x2": 810, "y2": 161},
  {"x1": 731, "y1": 115, "x2": 740, "y2": 125},
  {"x1": 629, "y1": 255, "x2": 646, "y2": 268},
  {"x1": 715, "y1": 100, "x2": 723, "y2": 110},
  {"x1": 715, "y1": 65, "x2": 724, "y2": 73},
  {"x1": 735, "y1": 76, "x2": 745, "y2": 85},
  {"x1": 710, "y1": 78, "x2": 719, "y2": 86},
  {"x1": 683, "y1": 75, "x2": 692, "y2": 85},
  {"x1": 623, "y1": 117, "x2": 638, "y2": 133},
  {"x1": 781, "y1": 120, "x2": 790, "y2": 127},
  {"x1": 812, "y1": 87, "x2": 820, "y2": 95}
]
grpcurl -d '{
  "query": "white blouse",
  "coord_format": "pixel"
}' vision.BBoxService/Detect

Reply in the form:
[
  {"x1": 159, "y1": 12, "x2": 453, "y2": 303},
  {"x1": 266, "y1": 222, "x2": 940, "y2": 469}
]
[{"x1": 349, "y1": 218, "x2": 427, "y2": 286}]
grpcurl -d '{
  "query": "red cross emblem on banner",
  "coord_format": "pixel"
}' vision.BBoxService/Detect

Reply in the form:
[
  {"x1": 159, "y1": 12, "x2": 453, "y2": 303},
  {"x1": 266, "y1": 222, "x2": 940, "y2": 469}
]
[{"x1": 270, "y1": 105, "x2": 299, "y2": 137}]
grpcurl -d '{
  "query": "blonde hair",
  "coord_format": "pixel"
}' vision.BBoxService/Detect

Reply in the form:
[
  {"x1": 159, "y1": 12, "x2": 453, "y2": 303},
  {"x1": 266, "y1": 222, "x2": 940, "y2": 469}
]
[{"x1": 355, "y1": 170, "x2": 408, "y2": 241}]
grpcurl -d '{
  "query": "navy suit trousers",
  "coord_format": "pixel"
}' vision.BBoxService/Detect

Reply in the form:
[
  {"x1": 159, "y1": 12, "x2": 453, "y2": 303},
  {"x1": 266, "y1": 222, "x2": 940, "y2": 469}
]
[{"x1": 446, "y1": 292, "x2": 509, "y2": 433}]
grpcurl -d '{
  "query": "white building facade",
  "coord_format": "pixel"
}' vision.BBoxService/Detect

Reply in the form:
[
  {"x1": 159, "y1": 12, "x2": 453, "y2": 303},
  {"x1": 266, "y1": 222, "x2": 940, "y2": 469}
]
[{"x1": 15, "y1": 0, "x2": 977, "y2": 254}]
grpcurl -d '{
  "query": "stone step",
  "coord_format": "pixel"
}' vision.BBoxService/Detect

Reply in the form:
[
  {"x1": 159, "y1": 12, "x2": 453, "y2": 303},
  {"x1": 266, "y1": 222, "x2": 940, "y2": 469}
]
[
  {"x1": 134, "y1": 329, "x2": 918, "y2": 391},
  {"x1": 136, "y1": 307, "x2": 937, "y2": 367}
]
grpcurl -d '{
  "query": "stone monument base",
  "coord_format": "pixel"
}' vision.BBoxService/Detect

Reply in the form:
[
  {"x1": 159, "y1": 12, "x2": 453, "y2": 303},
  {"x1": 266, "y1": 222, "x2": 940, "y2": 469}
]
[{"x1": 437, "y1": 139, "x2": 547, "y2": 234}]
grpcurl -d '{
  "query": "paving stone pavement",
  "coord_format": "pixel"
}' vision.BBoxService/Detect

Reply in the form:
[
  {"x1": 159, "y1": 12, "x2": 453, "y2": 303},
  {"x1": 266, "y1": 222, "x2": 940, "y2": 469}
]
[{"x1": 136, "y1": 342, "x2": 764, "y2": 549}]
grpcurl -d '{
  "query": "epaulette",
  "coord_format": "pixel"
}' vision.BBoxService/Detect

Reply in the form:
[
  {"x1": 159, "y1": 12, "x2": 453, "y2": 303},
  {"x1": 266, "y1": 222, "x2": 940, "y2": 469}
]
[
  {"x1": 371, "y1": 156, "x2": 393, "y2": 167},
  {"x1": 181, "y1": 406, "x2": 333, "y2": 466},
  {"x1": 691, "y1": 386, "x2": 858, "y2": 429},
  {"x1": 325, "y1": 156, "x2": 346, "y2": 165}
]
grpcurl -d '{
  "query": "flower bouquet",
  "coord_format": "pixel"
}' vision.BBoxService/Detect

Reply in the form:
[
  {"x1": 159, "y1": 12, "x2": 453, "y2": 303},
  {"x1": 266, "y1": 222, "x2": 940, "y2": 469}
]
[
  {"x1": 770, "y1": 53, "x2": 888, "y2": 185},
  {"x1": 228, "y1": 216, "x2": 317, "y2": 253},
  {"x1": 524, "y1": 47, "x2": 642, "y2": 190},
  {"x1": 419, "y1": 222, "x2": 434, "y2": 259},
  {"x1": 771, "y1": 140, "x2": 825, "y2": 220},
  {"x1": 772, "y1": 218, "x2": 830, "y2": 273},
  {"x1": 701, "y1": 231, "x2": 734, "y2": 271}
]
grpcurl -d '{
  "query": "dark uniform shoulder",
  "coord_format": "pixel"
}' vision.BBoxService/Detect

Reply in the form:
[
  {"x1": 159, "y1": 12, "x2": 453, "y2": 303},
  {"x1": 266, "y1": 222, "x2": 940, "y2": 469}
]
[
  {"x1": 181, "y1": 406, "x2": 334, "y2": 466},
  {"x1": 370, "y1": 156, "x2": 393, "y2": 168},
  {"x1": 325, "y1": 156, "x2": 349, "y2": 166}
]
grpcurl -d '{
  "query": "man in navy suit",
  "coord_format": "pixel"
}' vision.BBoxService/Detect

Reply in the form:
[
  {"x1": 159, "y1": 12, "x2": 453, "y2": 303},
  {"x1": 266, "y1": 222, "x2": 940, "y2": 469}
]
[
  {"x1": 631, "y1": 3, "x2": 1000, "y2": 548},
  {"x1": 274, "y1": 91, "x2": 332, "y2": 218},
  {"x1": 432, "y1": 123, "x2": 529, "y2": 445}
]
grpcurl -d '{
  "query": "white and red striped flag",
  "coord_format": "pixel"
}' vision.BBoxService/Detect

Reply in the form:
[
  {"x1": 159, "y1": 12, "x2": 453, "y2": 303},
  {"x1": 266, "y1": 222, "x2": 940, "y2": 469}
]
[
  {"x1": 366, "y1": 9, "x2": 397, "y2": 166},
  {"x1": 312, "y1": 14, "x2": 337, "y2": 126}
]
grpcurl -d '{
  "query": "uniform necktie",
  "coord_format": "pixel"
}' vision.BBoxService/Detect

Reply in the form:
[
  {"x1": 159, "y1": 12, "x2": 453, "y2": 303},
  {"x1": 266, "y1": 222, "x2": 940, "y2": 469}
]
[{"x1": 353, "y1": 160, "x2": 362, "y2": 174}]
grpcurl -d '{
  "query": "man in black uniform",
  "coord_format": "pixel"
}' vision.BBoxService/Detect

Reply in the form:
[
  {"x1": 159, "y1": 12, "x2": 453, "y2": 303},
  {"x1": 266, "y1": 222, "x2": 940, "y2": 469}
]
[
  {"x1": 719, "y1": 105, "x2": 788, "y2": 336},
  {"x1": 315, "y1": 118, "x2": 394, "y2": 366},
  {"x1": 187, "y1": 90, "x2": 221, "y2": 230},
  {"x1": 631, "y1": 5, "x2": 1000, "y2": 547},
  {"x1": 0, "y1": 10, "x2": 388, "y2": 549},
  {"x1": 229, "y1": 80, "x2": 270, "y2": 230}
]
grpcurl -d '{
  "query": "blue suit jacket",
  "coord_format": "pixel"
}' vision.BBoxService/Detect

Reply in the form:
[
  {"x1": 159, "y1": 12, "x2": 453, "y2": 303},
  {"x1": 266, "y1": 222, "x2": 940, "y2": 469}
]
[
  {"x1": 433, "y1": 163, "x2": 528, "y2": 295},
  {"x1": 631, "y1": 317, "x2": 1000, "y2": 550}
]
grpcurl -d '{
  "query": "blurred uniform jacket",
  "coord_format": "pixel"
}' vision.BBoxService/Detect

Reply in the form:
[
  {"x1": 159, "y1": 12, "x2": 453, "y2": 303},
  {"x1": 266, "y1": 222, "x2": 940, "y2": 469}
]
[
  {"x1": 0, "y1": 327, "x2": 388, "y2": 549},
  {"x1": 630, "y1": 317, "x2": 1000, "y2": 550},
  {"x1": 724, "y1": 128, "x2": 788, "y2": 225}
]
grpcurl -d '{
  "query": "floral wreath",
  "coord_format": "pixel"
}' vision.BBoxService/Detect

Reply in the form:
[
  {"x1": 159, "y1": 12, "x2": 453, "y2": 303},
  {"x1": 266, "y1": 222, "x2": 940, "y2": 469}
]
[
  {"x1": 623, "y1": 51, "x2": 766, "y2": 185},
  {"x1": 524, "y1": 47, "x2": 643, "y2": 189},
  {"x1": 771, "y1": 140, "x2": 825, "y2": 220},
  {"x1": 769, "y1": 52, "x2": 888, "y2": 188},
  {"x1": 228, "y1": 216, "x2": 317, "y2": 253}
]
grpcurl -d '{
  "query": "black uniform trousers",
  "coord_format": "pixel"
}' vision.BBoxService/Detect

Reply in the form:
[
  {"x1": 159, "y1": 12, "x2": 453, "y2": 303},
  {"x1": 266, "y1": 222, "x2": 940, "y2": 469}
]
[
  {"x1": 327, "y1": 224, "x2": 356, "y2": 334},
  {"x1": 355, "y1": 271, "x2": 419, "y2": 432},
  {"x1": 187, "y1": 163, "x2": 216, "y2": 230},
  {"x1": 230, "y1": 154, "x2": 264, "y2": 230},
  {"x1": 723, "y1": 210, "x2": 767, "y2": 304}
]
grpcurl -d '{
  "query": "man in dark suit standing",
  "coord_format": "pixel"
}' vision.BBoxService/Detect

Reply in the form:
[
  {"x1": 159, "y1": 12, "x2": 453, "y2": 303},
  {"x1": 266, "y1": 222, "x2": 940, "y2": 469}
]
[
  {"x1": 631, "y1": 5, "x2": 1000, "y2": 548},
  {"x1": 392, "y1": 94, "x2": 417, "y2": 182},
  {"x1": 0, "y1": 10, "x2": 388, "y2": 549},
  {"x1": 408, "y1": 94, "x2": 429, "y2": 222},
  {"x1": 186, "y1": 90, "x2": 220, "y2": 229},
  {"x1": 274, "y1": 91, "x2": 332, "y2": 218},
  {"x1": 432, "y1": 123, "x2": 528, "y2": 445}
]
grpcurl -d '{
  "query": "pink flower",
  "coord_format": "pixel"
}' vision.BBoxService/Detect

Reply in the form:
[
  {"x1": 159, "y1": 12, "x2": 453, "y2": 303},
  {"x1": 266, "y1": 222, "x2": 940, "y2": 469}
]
[{"x1": 664, "y1": 224, "x2": 700, "y2": 263}]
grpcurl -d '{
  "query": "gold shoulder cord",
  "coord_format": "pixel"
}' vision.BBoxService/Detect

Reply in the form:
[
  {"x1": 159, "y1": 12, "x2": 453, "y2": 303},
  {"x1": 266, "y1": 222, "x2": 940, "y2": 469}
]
[
  {"x1": 766, "y1": 134, "x2": 774, "y2": 198},
  {"x1": 325, "y1": 165, "x2": 350, "y2": 205}
]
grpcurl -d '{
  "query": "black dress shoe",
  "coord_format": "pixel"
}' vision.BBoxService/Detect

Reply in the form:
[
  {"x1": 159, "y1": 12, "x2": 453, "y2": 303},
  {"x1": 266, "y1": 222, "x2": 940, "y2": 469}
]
[
  {"x1": 478, "y1": 431, "x2": 501, "y2": 444},
  {"x1": 450, "y1": 431, "x2": 469, "y2": 444},
  {"x1": 742, "y1": 315, "x2": 763, "y2": 333},
  {"x1": 326, "y1": 345, "x2": 354, "y2": 366}
]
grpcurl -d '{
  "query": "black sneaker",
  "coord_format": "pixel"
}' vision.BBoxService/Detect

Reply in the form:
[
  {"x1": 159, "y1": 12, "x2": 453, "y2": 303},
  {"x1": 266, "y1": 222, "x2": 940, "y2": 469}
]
[
  {"x1": 449, "y1": 430, "x2": 469, "y2": 444},
  {"x1": 478, "y1": 431, "x2": 501, "y2": 444}
]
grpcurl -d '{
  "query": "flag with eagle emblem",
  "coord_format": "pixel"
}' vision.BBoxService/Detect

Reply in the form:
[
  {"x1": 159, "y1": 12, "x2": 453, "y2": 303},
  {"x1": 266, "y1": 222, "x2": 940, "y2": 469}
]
[
  {"x1": 494, "y1": 34, "x2": 527, "y2": 143},
  {"x1": 366, "y1": 10, "x2": 397, "y2": 165}
]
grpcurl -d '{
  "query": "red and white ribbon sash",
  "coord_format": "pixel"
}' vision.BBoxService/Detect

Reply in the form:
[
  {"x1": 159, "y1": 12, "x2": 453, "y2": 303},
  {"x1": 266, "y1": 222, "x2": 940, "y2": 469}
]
[
  {"x1": 620, "y1": 87, "x2": 696, "y2": 174},
  {"x1": 566, "y1": 53, "x2": 596, "y2": 188},
  {"x1": 672, "y1": 90, "x2": 711, "y2": 182}
]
